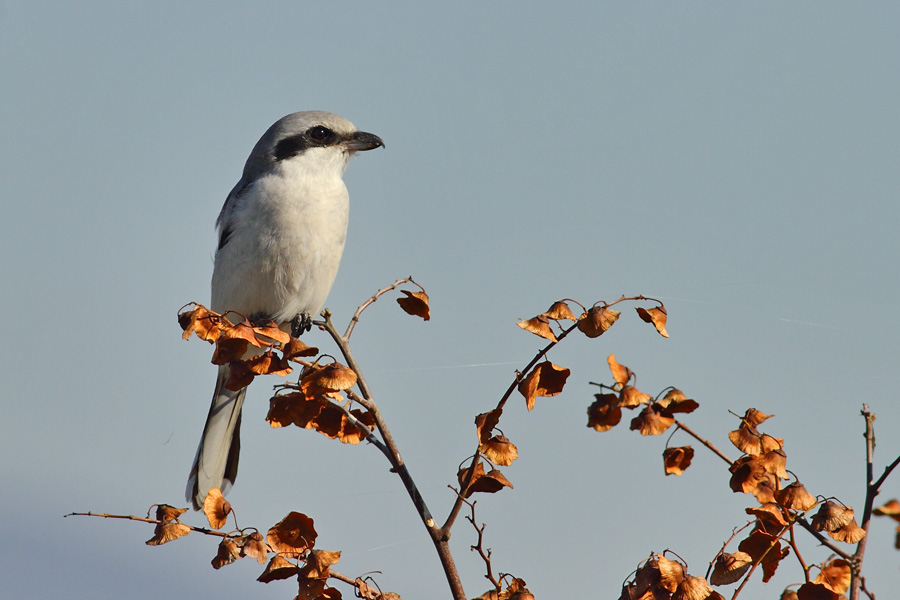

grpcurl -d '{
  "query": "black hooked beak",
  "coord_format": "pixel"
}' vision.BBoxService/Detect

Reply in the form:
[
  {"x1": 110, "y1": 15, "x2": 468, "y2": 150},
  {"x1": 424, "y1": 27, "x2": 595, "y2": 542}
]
[{"x1": 345, "y1": 130, "x2": 385, "y2": 152}]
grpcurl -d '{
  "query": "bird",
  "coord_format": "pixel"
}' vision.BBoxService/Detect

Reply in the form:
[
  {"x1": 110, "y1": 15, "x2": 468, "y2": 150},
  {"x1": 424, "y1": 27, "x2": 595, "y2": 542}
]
[{"x1": 187, "y1": 111, "x2": 384, "y2": 509}]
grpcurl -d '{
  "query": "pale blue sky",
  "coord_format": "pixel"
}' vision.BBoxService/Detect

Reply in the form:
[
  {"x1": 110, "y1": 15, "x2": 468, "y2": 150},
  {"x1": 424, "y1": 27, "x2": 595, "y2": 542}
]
[{"x1": 3, "y1": 2, "x2": 899, "y2": 598}]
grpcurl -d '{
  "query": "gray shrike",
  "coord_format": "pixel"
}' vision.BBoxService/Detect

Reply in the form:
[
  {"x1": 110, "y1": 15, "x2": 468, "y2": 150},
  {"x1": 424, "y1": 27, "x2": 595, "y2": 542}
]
[{"x1": 187, "y1": 111, "x2": 383, "y2": 509}]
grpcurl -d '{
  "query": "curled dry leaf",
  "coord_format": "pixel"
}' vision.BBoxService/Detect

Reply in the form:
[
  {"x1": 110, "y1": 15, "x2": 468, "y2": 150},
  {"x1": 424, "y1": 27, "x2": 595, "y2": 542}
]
[
  {"x1": 211, "y1": 337, "x2": 250, "y2": 365},
  {"x1": 258, "y1": 555, "x2": 298, "y2": 583},
  {"x1": 607, "y1": 354, "x2": 633, "y2": 386},
  {"x1": 250, "y1": 319, "x2": 291, "y2": 345},
  {"x1": 397, "y1": 290, "x2": 430, "y2": 321},
  {"x1": 746, "y1": 503, "x2": 789, "y2": 534},
  {"x1": 202, "y1": 488, "x2": 232, "y2": 530},
  {"x1": 458, "y1": 462, "x2": 514, "y2": 497},
  {"x1": 739, "y1": 530, "x2": 790, "y2": 583},
  {"x1": 636, "y1": 305, "x2": 669, "y2": 338},
  {"x1": 814, "y1": 559, "x2": 851, "y2": 594},
  {"x1": 146, "y1": 522, "x2": 191, "y2": 546},
  {"x1": 587, "y1": 393, "x2": 622, "y2": 432},
  {"x1": 299, "y1": 549, "x2": 341, "y2": 579},
  {"x1": 297, "y1": 579, "x2": 342, "y2": 600},
  {"x1": 671, "y1": 575, "x2": 712, "y2": 600},
  {"x1": 221, "y1": 319, "x2": 264, "y2": 348},
  {"x1": 239, "y1": 531, "x2": 269, "y2": 564},
  {"x1": 710, "y1": 551, "x2": 752, "y2": 586},
  {"x1": 811, "y1": 501, "x2": 855, "y2": 532},
  {"x1": 629, "y1": 404, "x2": 675, "y2": 436},
  {"x1": 577, "y1": 306, "x2": 620, "y2": 338},
  {"x1": 619, "y1": 385, "x2": 652, "y2": 408},
  {"x1": 211, "y1": 537, "x2": 242, "y2": 570},
  {"x1": 282, "y1": 337, "x2": 319, "y2": 361},
  {"x1": 729, "y1": 456, "x2": 777, "y2": 503},
  {"x1": 544, "y1": 300, "x2": 577, "y2": 321},
  {"x1": 796, "y1": 582, "x2": 843, "y2": 600},
  {"x1": 743, "y1": 408, "x2": 774, "y2": 427},
  {"x1": 760, "y1": 449, "x2": 788, "y2": 479},
  {"x1": 245, "y1": 350, "x2": 292, "y2": 376},
  {"x1": 479, "y1": 434, "x2": 519, "y2": 467},
  {"x1": 475, "y1": 408, "x2": 503, "y2": 444},
  {"x1": 656, "y1": 554, "x2": 685, "y2": 592},
  {"x1": 267, "y1": 511, "x2": 318, "y2": 557},
  {"x1": 301, "y1": 362, "x2": 358, "y2": 394},
  {"x1": 224, "y1": 360, "x2": 255, "y2": 391},
  {"x1": 828, "y1": 518, "x2": 866, "y2": 543},
  {"x1": 663, "y1": 446, "x2": 694, "y2": 476},
  {"x1": 154, "y1": 504, "x2": 188, "y2": 523},
  {"x1": 517, "y1": 314, "x2": 558, "y2": 342},
  {"x1": 728, "y1": 426, "x2": 761, "y2": 456},
  {"x1": 179, "y1": 304, "x2": 222, "y2": 343},
  {"x1": 517, "y1": 361, "x2": 570, "y2": 411},
  {"x1": 776, "y1": 481, "x2": 817, "y2": 512},
  {"x1": 873, "y1": 498, "x2": 900, "y2": 520}
]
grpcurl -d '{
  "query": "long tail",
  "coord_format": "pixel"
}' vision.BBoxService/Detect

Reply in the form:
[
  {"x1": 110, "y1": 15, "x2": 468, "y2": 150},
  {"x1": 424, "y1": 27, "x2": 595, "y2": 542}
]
[{"x1": 187, "y1": 365, "x2": 247, "y2": 510}]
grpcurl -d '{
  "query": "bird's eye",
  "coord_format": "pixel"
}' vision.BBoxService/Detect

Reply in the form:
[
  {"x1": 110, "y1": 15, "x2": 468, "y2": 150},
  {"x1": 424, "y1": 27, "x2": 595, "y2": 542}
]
[{"x1": 307, "y1": 126, "x2": 333, "y2": 143}]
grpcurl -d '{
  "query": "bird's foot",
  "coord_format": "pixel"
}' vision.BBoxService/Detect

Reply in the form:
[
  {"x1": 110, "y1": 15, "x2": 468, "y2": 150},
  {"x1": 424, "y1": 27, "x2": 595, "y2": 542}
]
[{"x1": 290, "y1": 313, "x2": 313, "y2": 337}]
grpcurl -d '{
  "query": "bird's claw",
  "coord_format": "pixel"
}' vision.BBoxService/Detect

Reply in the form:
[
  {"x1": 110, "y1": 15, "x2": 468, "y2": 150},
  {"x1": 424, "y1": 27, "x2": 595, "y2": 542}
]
[{"x1": 291, "y1": 313, "x2": 313, "y2": 337}]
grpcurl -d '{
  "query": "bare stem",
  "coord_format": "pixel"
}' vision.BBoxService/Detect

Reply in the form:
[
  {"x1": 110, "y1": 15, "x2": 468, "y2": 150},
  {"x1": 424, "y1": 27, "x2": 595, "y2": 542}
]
[
  {"x1": 673, "y1": 420, "x2": 733, "y2": 466},
  {"x1": 320, "y1": 309, "x2": 466, "y2": 600},
  {"x1": 849, "y1": 407, "x2": 877, "y2": 600},
  {"x1": 339, "y1": 277, "x2": 416, "y2": 339}
]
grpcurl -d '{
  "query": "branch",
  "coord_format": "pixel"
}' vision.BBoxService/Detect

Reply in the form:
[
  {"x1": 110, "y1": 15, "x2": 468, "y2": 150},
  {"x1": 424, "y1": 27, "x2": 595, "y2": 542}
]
[
  {"x1": 674, "y1": 419, "x2": 733, "y2": 466},
  {"x1": 320, "y1": 309, "x2": 466, "y2": 600},
  {"x1": 338, "y1": 277, "x2": 419, "y2": 340}
]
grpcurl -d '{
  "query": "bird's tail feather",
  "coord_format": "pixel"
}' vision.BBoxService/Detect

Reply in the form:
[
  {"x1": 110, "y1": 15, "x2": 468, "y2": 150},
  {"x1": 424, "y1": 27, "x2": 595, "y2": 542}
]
[{"x1": 187, "y1": 365, "x2": 247, "y2": 510}]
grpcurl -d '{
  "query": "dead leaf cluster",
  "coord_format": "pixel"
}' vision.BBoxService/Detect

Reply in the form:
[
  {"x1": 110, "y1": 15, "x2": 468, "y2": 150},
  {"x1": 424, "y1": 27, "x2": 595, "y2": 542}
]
[{"x1": 618, "y1": 554, "x2": 722, "y2": 600}]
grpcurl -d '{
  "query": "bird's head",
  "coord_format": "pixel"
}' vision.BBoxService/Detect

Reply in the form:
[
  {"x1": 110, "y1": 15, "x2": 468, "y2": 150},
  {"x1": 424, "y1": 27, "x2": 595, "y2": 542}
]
[{"x1": 242, "y1": 111, "x2": 384, "y2": 181}]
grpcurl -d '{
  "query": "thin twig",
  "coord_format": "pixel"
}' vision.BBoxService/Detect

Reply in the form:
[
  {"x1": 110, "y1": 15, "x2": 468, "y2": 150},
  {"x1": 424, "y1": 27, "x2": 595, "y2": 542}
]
[
  {"x1": 339, "y1": 277, "x2": 416, "y2": 340},
  {"x1": 673, "y1": 420, "x2": 733, "y2": 466}
]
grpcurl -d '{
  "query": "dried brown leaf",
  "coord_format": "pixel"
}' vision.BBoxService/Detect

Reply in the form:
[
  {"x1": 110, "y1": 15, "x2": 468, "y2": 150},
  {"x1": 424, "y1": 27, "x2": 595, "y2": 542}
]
[
  {"x1": 796, "y1": 582, "x2": 843, "y2": 600},
  {"x1": 282, "y1": 338, "x2": 319, "y2": 361},
  {"x1": 479, "y1": 434, "x2": 519, "y2": 467},
  {"x1": 587, "y1": 393, "x2": 622, "y2": 432},
  {"x1": 671, "y1": 575, "x2": 712, "y2": 600},
  {"x1": 224, "y1": 360, "x2": 255, "y2": 391},
  {"x1": 710, "y1": 551, "x2": 752, "y2": 585},
  {"x1": 211, "y1": 338, "x2": 250, "y2": 365},
  {"x1": 636, "y1": 305, "x2": 669, "y2": 338},
  {"x1": 544, "y1": 300, "x2": 577, "y2": 321},
  {"x1": 776, "y1": 482, "x2": 817, "y2": 512},
  {"x1": 267, "y1": 511, "x2": 317, "y2": 557},
  {"x1": 146, "y1": 522, "x2": 191, "y2": 546},
  {"x1": 517, "y1": 361, "x2": 570, "y2": 411},
  {"x1": 630, "y1": 404, "x2": 675, "y2": 436},
  {"x1": 154, "y1": 504, "x2": 188, "y2": 523},
  {"x1": 202, "y1": 488, "x2": 232, "y2": 530},
  {"x1": 516, "y1": 314, "x2": 557, "y2": 342},
  {"x1": 475, "y1": 408, "x2": 503, "y2": 444},
  {"x1": 211, "y1": 537, "x2": 242, "y2": 569},
  {"x1": 607, "y1": 354, "x2": 633, "y2": 386},
  {"x1": 239, "y1": 531, "x2": 269, "y2": 564},
  {"x1": 814, "y1": 558, "x2": 851, "y2": 594},
  {"x1": 663, "y1": 446, "x2": 694, "y2": 476},
  {"x1": 619, "y1": 385, "x2": 652, "y2": 408},
  {"x1": 257, "y1": 555, "x2": 298, "y2": 583},
  {"x1": 299, "y1": 549, "x2": 341, "y2": 579},
  {"x1": 577, "y1": 306, "x2": 620, "y2": 338},
  {"x1": 179, "y1": 305, "x2": 222, "y2": 343},
  {"x1": 811, "y1": 501, "x2": 855, "y2": 532},
  {"x1": 397, "y1": 290, "x2": 430, "y2": 321}
]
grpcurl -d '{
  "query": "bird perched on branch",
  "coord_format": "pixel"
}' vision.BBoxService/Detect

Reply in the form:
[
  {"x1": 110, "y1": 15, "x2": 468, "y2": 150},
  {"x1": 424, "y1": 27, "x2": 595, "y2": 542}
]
[{"x1": 187, "y1": 111, "x2": 384, "y2": 509}]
